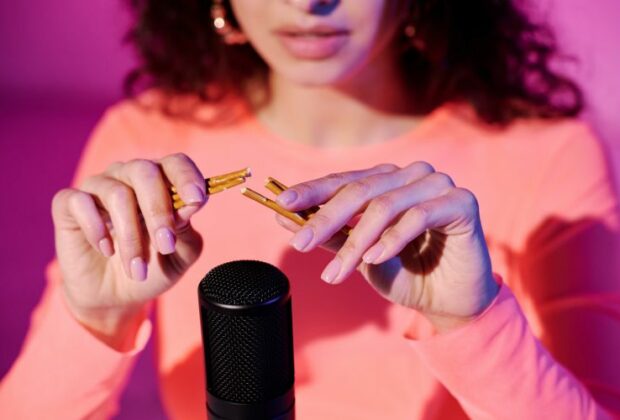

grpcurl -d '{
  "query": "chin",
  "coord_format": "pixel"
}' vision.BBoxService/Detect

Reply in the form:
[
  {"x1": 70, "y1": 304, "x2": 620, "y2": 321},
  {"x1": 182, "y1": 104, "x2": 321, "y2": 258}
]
[
  {"x1": 280, "y1": 69, "x2": 346, "y2": 87},
  {"x1": 272, "y1": 56, "x2": 369, "y2": 88}
]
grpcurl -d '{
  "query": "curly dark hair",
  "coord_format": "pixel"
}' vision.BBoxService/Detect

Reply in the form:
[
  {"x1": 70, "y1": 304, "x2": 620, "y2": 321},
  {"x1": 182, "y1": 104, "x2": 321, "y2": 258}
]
[{"x1": 123, "y1": 0, "x2": 583, "y2": 125}]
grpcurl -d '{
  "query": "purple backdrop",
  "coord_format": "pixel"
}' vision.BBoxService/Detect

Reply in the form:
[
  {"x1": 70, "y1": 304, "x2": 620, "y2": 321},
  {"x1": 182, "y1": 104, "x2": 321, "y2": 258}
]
[{"x1": 1, "y1": 0, "x2": 618, "y2": 419}]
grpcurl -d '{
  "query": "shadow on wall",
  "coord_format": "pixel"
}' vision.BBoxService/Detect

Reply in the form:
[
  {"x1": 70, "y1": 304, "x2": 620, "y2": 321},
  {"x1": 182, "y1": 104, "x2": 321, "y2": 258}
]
[{"x1": 516, "y1": 216, "x2": 620, "y2": 413}]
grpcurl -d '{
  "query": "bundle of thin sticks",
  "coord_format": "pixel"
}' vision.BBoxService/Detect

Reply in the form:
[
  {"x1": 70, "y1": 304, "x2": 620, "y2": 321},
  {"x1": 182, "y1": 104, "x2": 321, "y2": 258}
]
[
  {"x1": 170, "y1": 167, "x2": 350, "y2": 235},
  {"x1": 170, "y1": 167, "x2": 251, "y2": 209}
]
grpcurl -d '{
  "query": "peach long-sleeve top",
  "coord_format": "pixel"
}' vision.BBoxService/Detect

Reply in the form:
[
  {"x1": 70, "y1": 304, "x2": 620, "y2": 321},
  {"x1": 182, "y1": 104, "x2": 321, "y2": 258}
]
[{"x1": 1, "y1": 94, "x2": 619, "y2": 419}]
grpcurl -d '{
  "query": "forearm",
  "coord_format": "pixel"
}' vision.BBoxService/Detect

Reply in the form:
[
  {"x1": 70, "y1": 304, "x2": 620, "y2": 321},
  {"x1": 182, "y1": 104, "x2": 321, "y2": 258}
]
[
  {"x1": 0, "y1": 261, "x2": 151, "y2": 419},
  {"x1": 407, "y1": 284, "x2": 616, "y2": 419}
]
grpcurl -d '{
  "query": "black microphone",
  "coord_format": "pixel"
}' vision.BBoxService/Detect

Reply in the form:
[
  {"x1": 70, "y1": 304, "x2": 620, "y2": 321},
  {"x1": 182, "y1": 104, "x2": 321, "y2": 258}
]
[{"x1": 198, "y1": 260, "x2": 295, "y2": 420}]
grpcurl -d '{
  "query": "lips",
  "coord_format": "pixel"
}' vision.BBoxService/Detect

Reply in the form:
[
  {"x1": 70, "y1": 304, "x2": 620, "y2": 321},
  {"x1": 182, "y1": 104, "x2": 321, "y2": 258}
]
[{"x1": 274, "y1": 24, "x2": 350, "y2": 60}]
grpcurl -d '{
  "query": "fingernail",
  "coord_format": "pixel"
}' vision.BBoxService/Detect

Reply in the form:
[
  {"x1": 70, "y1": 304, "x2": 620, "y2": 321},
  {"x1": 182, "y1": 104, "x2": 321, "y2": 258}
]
[
  {"x1": 182, "y1": 184, "x2": 204, "y2": 204},
  {"x1": 98, "y1": 238, "x2": 114, "y2": 257},
  {"x1": 277, "y1": 190, "x2": 298, "y2": 206},
  {"x1": 363, "y1": 243, "x2": 385, "y2": 264},
  {"x1": 290, "y1": 227, "x2": 313, "y2": 251},
  {"x1": 130, "y1": 257, "x2": 147, "y2": 281},
  {"x1": 321, "y1": 258, "x2": 342, "y2": 283},
  {"x1": 155, "y1": 227, "x2": 176, "y2": 255}
]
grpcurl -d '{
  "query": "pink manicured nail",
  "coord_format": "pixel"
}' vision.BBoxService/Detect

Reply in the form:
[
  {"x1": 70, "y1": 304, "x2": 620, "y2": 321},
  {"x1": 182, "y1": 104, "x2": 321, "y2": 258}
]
[
  {"x1": 130, "y1": 257, "x2": 147, "y2": 281},
  {"x1": 277, "y1": 190, "x2": 298, "y2": 206},
  {"x1": 363, "y1": 243, "x2": 385, "y2": 264},
  {"x1": 98, "y1": 238, "x2": 114, "y2": 257},
  {"x1": 321, "y1": 258, "x2": 342, "y2": 283},
  {"x1": 155, "y1": 227, "x2": 176, "y2": 255},
  {"x1": 182, "y1": 184, "x2": 204, "y2": 204},
  {"x1": 290, "y1": 227, "x2": 313, "y2": 251}
]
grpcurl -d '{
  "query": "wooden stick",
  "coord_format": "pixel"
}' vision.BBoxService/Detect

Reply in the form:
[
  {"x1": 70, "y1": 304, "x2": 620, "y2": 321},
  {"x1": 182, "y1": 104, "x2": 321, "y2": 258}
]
[
  {"x1": 255, "y1": 179, "x2": 351, "y2": 236},
  {"x1": 173, "y1": 177, "x2": 246, "y2": 209},
  {"x1": 241, "y1": 188, "x2": 307, "y2": 226},
  {"x1": 264, "y1": 177, "x2": 321, "y2": 218},
  {"x1": 170, "y1": 167, "x2": 252, "y2": 193},
  {"x1": 264, "y1": 177, "x2": 288, "y2": 195},
  {"x1": 208, "y1": 167, "x2": 252, "y2": 186}
]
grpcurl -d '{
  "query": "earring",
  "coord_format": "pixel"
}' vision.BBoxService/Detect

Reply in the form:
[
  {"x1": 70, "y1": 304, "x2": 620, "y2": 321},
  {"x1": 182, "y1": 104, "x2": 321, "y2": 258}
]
[
  {"x1": 403, "y1": 22, "x2": 425, "y2": 51},
  {"x1": 211, "y1": 0, "x2": 247, "y2": 45},
  {"x1": 404, "y1": 23, "x2": 416, "y2": 38}
]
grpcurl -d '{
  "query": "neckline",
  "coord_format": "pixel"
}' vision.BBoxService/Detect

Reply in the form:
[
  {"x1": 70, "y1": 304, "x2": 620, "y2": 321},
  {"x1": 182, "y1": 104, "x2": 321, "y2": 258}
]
[{"x1": 241, "y1": 104, "x2": 452, "y2": 164}]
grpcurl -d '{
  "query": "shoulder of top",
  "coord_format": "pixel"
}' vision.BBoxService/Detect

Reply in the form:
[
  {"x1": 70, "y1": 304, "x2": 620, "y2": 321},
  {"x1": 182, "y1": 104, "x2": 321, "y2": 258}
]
[
  {"x1": 443, "y1": 105, "x2": 599, "y2": 149},
  {"x1": 505, "y1": 116, "x2": 595, "y2": 141},
  {"x1": 100, "y1": 88, "x2": 250, "y2": 130},
  {"x1": 505, "y1": 117, "x2": 604, "y2": 158}
]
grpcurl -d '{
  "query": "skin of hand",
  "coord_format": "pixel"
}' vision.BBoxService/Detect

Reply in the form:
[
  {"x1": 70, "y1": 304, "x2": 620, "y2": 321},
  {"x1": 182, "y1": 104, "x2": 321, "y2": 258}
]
[
  {"x1": 51, "y1": 153, "x2": 207, "y2": 350},
  {"x1": 275, "y1": 162, "x2": 501, "y2": 333}
]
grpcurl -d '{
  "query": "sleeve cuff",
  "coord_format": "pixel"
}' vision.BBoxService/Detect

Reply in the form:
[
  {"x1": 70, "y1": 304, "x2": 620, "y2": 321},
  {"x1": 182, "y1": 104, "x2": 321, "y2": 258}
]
[
  {"x1": 401, "y1": 278, "x2": 607, "y2": 419},
  {"x1": 403, "y1": 274, "x2": 508, "y2": 342}
]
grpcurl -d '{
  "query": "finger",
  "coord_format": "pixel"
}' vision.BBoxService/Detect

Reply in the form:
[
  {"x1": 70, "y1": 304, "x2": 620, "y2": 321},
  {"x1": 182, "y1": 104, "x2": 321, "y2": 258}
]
[
  {"x1": 115, "y1": 159, "x2": 178, "y2": 256},
  {"x1": 363, "y1": 187, "x2": 480, "y2": 266},
  {"x1": 161, "y1": 220, "x2": 204, "y2": 280},
  {"x1": 291, "y1": 163, "x2": 440, "y2": 254},
  {"x1": 159, "y1": 153, "x2": 208, "y2": 228},
  {"x1": 275, "y1": 163, "x2": 402, "y2": 211},
  {"x1": 275, "y1": 214, "x2": 302, "y2": 232},
  {"x1": 322, "y1": 172, "x2": 456, "y2": 284},
  {"x1": 275, "y1": 214, "x2": 345, "y2": 253},
  {"x1": 158, "y1": 153, "x2": 207, "y2": 207},
  {"x1": 81, "y1": 175, "x2": 147, "y2": 281},
  {"x1": 51, "y1": 188, "x2": 114, "y2": 257}
]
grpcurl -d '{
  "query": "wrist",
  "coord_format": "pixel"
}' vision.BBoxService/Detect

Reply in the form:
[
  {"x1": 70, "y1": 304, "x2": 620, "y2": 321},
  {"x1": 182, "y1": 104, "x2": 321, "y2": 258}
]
[
  {"x1": 425, "y1": 275, "x2": 501, "y2": 334},
  {"x1": 63, "y1": 295, "x2": 150, "y2": 352},
  {"x1": 80, "y1": 308, "x2": 149, "y2": 352},
  {"x1": 424, "y1": 312, "x2": 479, "y2": 334}
]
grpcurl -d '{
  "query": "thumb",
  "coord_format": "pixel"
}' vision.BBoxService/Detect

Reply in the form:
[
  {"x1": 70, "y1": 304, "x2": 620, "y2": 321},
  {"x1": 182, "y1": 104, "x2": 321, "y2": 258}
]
[{"x1": 168, "y1": 221, "x2": 204, "y2": 273}]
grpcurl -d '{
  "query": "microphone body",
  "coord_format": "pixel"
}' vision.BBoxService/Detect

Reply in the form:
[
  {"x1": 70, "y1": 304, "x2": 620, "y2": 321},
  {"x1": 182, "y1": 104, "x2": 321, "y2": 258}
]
[{"x1": 198, "y1": 260, "x2": 295, "y2": 420}]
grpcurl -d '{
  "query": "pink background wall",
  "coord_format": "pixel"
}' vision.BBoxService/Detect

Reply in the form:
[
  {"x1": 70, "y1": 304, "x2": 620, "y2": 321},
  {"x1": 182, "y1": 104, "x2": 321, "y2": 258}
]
[
  {"x1": 542, "y1": 0, "x2": 620, "y2": 185},
  {"x1": 0, "y1": 0, "x2": 132, "y2": 99},
  {"x1": 1, "y1": 0, "x2": 618, "y2": 418}
]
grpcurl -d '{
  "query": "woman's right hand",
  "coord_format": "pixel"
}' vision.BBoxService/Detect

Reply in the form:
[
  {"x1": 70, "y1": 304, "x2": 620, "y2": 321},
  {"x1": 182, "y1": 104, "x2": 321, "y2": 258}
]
[{"x1": 51, "y1": 153, "x2": 207, "y2": 350}]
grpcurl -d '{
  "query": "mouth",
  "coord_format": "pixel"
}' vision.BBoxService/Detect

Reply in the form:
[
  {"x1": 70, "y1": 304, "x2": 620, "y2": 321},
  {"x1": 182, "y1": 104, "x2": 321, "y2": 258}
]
[{"x1": 274, "y1": 24, "x2": 350, "y2": 60}]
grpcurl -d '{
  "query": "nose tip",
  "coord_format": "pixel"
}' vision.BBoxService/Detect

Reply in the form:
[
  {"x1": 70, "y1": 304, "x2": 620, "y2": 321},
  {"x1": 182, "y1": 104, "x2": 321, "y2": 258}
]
[{"x1": 286, "y1": 0, "x2": 339, "y2": 15}]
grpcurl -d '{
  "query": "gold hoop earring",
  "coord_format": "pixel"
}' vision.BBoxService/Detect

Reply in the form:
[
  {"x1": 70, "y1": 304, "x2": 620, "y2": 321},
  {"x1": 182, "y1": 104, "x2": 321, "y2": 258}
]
[
  {"x1": 404, "y1": 23, "x2": 416, "y2": 38},
  {"x1": 211, "y1": 0, "x2": 247, "y2": 45},
  {"x1": 403, "y1": 22, "x2": 425, "y2": 51}
]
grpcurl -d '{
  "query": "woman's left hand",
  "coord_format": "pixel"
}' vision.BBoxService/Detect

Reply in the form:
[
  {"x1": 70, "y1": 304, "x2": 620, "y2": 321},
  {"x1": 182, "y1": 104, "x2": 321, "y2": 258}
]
[{"x1": 275, "y1": 162, "x2": 500, "y2": 332}]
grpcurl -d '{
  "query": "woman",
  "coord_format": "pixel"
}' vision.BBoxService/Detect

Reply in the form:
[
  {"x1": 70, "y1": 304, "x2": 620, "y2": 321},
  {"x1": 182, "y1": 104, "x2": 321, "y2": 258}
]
[{"x1": 1, "y1": 0, "x2": 618, "y2": 418}]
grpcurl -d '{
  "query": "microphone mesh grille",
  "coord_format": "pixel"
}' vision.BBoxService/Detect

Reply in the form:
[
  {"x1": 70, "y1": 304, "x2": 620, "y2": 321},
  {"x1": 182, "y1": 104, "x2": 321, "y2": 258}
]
[
  {"x1": 206, "y1": 304, "x2": 294, "y2": 403},
  {"x1": 199, "y1": 260, "x2": 294, "y2": 403},
  {"x1": 199, "y1": 260, "x2": 289, "y2": 306}
]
